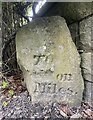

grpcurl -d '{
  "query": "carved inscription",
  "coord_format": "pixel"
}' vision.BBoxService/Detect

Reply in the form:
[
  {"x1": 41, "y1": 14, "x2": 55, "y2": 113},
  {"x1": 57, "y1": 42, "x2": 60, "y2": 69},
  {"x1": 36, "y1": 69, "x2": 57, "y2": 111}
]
[
  {"x1": 34, "y1": 82, "x2": 56, "y2": 93},
  {"x1": 56, "y1": 74, "x2": 72, "y2": 81},
  {"x1": 34, "y1": 82, "x2": 77, "y2": 96}
]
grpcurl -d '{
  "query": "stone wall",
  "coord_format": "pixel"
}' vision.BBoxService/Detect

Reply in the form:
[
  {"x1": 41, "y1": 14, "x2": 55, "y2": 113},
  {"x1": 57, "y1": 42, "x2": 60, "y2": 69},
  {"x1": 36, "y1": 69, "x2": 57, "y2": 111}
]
[
  {"x1": 43, "y1": 2, "x2": 92, "y2": 24},
  {"x1": 41, "y1": 2, "x2": 93, "y2": 106},
  {"x1": 68, "y1": 16, "x2": 93, "y2": 106}
]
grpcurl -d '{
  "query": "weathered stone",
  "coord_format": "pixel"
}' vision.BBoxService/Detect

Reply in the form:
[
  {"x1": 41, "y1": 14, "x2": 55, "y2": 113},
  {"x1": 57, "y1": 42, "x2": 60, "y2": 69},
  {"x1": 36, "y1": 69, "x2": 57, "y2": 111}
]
[
  {"x1": 43, "y1": 2, "x2": 92, "y2": 24},
  {"x1": 79, "y1": 17, "x2": 93, "y2": 50},
  {"x1": 83, "y1": 81, "x2": 93, "y2": 106},
  {"x1": 16, "y1": 16, "x2": 84, "y2": 106},
  {"x1": 69, "y1": 23, "x2": 79, "y2": 45},
  {"x1": 65, "y1": 2, "x2": 92, "y2": 23},
  {"x1": 81, "y1": 52, "x2": 93, "y2": 82}
]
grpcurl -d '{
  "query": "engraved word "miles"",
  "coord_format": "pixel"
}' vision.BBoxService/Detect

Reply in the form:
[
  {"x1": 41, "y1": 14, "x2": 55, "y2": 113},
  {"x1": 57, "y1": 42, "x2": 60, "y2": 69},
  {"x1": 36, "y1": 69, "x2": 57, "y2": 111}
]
[{"x1": 34, "y1": 82, "x2": 77, "y2": 96}]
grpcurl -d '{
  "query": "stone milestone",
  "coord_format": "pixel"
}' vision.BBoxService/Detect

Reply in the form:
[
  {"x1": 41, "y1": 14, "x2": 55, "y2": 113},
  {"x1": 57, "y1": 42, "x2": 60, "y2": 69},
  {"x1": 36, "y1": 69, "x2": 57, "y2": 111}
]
[{"x1": 16, "y1": 16, "x2": 84, "y2": 106}]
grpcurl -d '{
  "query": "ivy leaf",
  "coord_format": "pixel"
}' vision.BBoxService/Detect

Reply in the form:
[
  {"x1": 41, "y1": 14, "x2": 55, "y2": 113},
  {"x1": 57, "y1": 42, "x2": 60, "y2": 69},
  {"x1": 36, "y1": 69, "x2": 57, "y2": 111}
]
[
  {"x1": 2, "y1": 81, "x2": 8, "y2": 88},
  {"x1": 27, "y1": 99, "x2": 30, "y2": 102},
  {"x1": 3, "y1": 101, "x2": 8, "y2": 107},
  {"x1": 9, "y1": 91, "x2": 14, "y2": 96}
]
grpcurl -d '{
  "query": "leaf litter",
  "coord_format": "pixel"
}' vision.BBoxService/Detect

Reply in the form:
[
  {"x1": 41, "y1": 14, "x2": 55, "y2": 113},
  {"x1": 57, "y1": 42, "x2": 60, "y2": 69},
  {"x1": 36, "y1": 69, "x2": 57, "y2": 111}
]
[{"x1": 0, "y1": 74, "x2": 93, "y2": 119}]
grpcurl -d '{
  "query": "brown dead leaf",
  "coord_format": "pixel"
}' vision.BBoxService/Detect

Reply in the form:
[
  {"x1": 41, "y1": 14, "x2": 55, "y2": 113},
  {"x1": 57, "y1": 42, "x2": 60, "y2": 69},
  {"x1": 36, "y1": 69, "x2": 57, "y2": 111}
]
[
  {"x1": 10, "y1": 82, "x2": 17, "y2": 88},
  {"x1": 4, "y1": 90, "x2": 10, "y2": 97},
  {"x1": 7, "y1": 76, "x2": 14, "y2": 82},
  {"x1": 13, "y1": 74, "x2": 23, "y2": 80},
  {"x1": 0, "y1": 86, "x2": 3, "y2": 90},
  {"x1": 17, "y1": 85, "x2": 23, "y2": 92},
  {"x1": 81, "y1": 102, "x2": 90, "y2": 109},
  {"x1": 61, "y1": 104, "x2": 71, "y2": 115},
  {"x1": 0, "y1": 80, "x2": 2, "y2": 85}
]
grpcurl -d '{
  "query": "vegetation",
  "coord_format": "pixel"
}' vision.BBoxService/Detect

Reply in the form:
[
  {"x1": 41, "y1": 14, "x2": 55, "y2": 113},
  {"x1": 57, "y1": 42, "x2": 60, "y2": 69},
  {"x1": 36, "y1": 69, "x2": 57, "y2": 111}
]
[
  {"x1": 9, "y1": 90, "x2": 14, "y2": 96},
  {"x1": 3, "y1": 101, "x2": 8, "y2": 107},
  {"x1": 1, "y1": 0, "x2": 46, "y2": 110},
  {"x1": 2, "y1": 81, "x2": 8, "y2": 88},
  {"x1": 2, "y1": 1, "x2": 46, "y2": 76}
]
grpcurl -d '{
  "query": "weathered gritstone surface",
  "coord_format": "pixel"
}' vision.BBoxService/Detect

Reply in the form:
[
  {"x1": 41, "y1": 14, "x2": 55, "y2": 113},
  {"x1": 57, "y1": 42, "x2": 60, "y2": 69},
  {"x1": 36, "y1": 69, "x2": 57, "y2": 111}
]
[{"x1": 16, "y1": 16, "x2": 84, "y2": 106}]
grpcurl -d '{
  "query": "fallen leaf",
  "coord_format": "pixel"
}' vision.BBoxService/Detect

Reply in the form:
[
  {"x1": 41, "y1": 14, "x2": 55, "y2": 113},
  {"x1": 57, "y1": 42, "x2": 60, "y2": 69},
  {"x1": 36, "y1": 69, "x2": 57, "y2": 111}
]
[
  {"x1": 61, "y1": 104, "x2": 71, "y2": 115},
  {"x1": 81, "y1": 102, "x2": 90, "y2": 109},
  {"x1": 17, "y1": 86, "x2": 23, "y2": 92},
  {"x1": 13, "y1": 74, "x2": 23, "y2": 80},
  {"x1": 7, "y1": 76, "x2": 14, "y2": 82}
]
